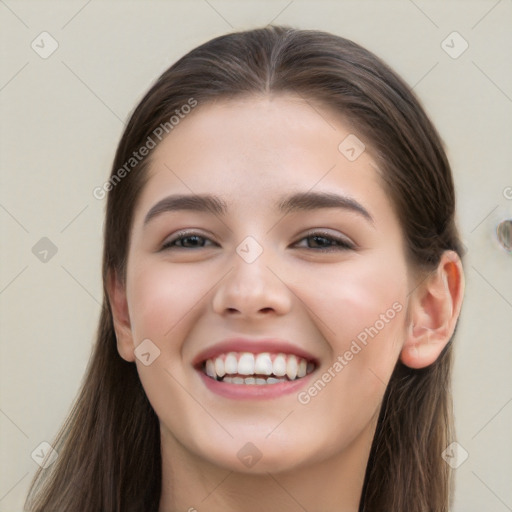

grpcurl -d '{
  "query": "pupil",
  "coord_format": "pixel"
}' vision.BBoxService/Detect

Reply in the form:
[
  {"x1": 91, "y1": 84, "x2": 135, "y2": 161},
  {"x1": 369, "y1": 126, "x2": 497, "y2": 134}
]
[
  {"x1": 312, "y1": 236, "x2": 329, "y2": 247},
  {"x1": 184, "y1": 236, "x2": 202, "y2": 247}
]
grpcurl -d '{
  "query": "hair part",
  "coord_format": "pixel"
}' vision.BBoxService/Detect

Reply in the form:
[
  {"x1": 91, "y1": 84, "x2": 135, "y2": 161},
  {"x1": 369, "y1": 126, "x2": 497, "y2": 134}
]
[{"x1": 26, "y1": 25, "x2": 462, "y2": 512}]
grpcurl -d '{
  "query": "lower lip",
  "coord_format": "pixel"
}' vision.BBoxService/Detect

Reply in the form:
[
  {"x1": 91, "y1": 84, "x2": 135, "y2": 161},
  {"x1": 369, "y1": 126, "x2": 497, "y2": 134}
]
[{"x1": 197, "y1": 370, "x2": 314, "y2": 400}]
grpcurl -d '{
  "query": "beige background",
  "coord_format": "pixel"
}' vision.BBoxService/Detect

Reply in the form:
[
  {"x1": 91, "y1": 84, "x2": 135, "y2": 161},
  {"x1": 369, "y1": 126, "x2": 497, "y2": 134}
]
[{"x1": 1, "y1": 1, "x2": 511, "y2": 510}]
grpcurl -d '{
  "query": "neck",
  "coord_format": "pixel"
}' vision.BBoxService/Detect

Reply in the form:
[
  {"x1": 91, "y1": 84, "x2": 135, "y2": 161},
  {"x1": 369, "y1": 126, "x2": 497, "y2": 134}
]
[{"x1": 158, "y1": 422, "x2": 375, "y2": 512}]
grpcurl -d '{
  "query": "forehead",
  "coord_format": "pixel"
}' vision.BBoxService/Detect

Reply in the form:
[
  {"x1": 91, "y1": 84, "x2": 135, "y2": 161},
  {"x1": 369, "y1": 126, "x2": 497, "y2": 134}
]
[
  {"x1": 151, "y1": 94, "x2": 364, "y2": 169},
  {"x1": 136, "y1": 94, "x2": 393, "y2": 225}
]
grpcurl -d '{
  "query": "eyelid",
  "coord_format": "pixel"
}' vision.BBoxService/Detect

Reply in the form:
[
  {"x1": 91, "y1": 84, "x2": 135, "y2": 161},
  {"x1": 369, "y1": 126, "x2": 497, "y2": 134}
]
[
  {"x1": 160, "y1": 228, "x2": 356, "y2": 251},
  {"x1": 293, "y1": 229, "x2": 356, "y2": 250},
  {"x1": 160, "y1": 229, "x2": 217, "y2": 250}
]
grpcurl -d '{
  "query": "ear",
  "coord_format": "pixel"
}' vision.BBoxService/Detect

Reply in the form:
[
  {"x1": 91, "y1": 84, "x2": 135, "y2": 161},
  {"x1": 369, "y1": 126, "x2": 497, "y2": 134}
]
[
  {"x1": 107, "y1": 269, "x2": 136, "y2": 362},
  {"x1": 400, "y1": 250, "x2": 464, "y2": 369}
]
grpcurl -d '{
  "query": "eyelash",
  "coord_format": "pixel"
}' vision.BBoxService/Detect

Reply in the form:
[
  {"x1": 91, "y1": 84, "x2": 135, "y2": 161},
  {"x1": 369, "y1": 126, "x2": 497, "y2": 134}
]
[{"x1": 160, "y1": 230, "x2": 355, "y2": 252}]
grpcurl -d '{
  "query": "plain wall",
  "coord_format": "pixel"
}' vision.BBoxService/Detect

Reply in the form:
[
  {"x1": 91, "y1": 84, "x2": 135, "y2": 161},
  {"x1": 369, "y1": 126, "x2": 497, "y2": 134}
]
[{"x1": 1, "y1": 1, "x2": 511, "y2": 510}]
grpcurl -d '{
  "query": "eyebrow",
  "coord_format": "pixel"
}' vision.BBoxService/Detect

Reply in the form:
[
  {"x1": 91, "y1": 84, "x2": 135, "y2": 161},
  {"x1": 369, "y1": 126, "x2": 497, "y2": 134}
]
[
  {"x1": 277, "y1": 191, "x2": 374, "y2": 224},
  {"x1": 144, "y1": 194, "x2": 227, "y2": 225},
  {"x1": 143, "y1": 191, "x2": 373, "y2": 225}
]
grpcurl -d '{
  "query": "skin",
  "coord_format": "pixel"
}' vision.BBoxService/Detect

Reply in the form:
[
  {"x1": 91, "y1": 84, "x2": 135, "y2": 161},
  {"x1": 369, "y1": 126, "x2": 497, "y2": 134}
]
[{"x1": 109, "y1": 95, "x2": 464, "y2": 512}]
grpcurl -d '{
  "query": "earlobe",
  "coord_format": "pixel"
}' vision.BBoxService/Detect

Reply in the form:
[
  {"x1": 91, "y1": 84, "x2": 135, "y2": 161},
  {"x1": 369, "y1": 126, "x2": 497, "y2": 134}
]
[
  {"x1": 107, "y1": 270, "x2": 136, "y2": 362},
  {"x1": 400, "y1": 251, "x2": 464, "y2": 369}
]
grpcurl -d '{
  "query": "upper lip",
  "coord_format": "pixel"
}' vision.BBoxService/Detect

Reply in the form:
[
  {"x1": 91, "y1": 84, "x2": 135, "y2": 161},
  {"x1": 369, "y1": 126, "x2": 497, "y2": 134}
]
[{"x1": 192, "y1": 337, "x2": 319, "y2": 367}]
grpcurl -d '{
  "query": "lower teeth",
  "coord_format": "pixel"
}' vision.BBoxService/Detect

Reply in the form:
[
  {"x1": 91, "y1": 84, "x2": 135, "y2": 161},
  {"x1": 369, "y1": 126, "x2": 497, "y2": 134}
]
[{"x1": 222, "y1": 376, "x2": 288, "y2": 385}]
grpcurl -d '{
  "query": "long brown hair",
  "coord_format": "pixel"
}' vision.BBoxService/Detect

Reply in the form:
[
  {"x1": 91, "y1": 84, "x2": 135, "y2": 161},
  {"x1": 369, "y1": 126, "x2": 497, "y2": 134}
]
[{"x1": 25, "y1": 26, "x2": 463, "y2": 511}]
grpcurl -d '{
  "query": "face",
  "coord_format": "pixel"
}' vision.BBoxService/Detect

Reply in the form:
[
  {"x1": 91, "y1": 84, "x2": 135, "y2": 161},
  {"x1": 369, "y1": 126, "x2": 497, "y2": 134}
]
[{"x1": 116, "y1": 95, "x2": 413, "y2": 474}]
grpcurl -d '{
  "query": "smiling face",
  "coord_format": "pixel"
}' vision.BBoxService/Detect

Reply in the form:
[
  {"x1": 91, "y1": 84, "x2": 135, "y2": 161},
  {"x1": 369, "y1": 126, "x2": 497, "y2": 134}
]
[{"x1": 111, "y1": 94, "x2": 414, "y2": 475}]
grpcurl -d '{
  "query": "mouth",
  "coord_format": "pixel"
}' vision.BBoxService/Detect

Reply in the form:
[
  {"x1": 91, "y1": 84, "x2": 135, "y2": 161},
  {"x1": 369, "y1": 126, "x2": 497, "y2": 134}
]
[
  {"x1": 193, "y1": 338, "x2": 319, "y2": 399},
  {"x1": 198, "y1": 352, "x2": 316, "y2": 385}
]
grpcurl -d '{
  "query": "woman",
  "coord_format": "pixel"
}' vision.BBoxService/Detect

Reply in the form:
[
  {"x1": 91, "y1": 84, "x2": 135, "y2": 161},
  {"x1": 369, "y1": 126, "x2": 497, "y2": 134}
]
[{"x1": 25, "y1": 26, "x2": 465, "y2": 511}]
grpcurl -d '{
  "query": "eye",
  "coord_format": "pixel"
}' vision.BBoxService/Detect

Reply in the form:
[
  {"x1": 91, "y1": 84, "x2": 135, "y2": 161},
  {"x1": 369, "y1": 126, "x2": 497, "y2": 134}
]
[
  {"x1": 161, "y1": 231, "x2": 217, "y2": 250},
  {"x1": 160, "y1": 230, "x2": 354, "y2": 252},
  {"x1": 293, "y1": 231, "x2": 355, "y2": 252}
]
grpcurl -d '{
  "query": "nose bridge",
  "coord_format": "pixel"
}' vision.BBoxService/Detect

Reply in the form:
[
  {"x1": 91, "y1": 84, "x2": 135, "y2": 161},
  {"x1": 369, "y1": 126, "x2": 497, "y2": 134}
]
[{"x1": 212, "y1": 237, "x2": 291, "y2": 317}]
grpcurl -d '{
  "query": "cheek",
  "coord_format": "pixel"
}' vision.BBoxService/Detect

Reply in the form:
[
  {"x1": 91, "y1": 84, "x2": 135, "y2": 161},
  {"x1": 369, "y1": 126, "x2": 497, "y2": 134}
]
[
  {"x1": 126, "y1": 260, "x2": 210, "y2": 343},
  {"x1": 124, "y1": 260, "x2": 215, "y2": 435},
  {"x1": 307, "y1": 253, "x2": 406, "y2": 331},
  {"x1": 304, "y1": 254, "x2": 407, "y2": 384},
  {"x1": 292, "y1": 260, "x2": 407, "y2": 447}
]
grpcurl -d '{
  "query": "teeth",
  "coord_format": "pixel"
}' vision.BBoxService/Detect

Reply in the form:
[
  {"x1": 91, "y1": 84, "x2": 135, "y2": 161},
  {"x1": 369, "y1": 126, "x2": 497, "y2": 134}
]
[
  {"x1": 298, "y1": 359, "x2": 307, "y2": 378},
  {"x1": 286, "y1": 355, "x2": 298, "y2": 380},
  {"x1": 221, "y1": 376, "x2": 286, "y2": 385},
  {"x1": 224, "y1": 352, "x2": 238, "y2": 374},
  {"x1": 202, "y1": 351, "x2": 316, "y2": 383},
  {"x1": 205, "y1": 359, "x2": 215, "y2": 378},
  {"x1": 214, "y1": 357, "x2": 225, "y2": 378},
  {"x1": 267, "y1": 377, "x2": 286, "y2": 384},
  {"x1": 254, "y1": 353, "x2": 273, "y2": 375},
  {"x1": 272, "y1": 353, "x2": 287, "y2": 377},
  {"x1": 238, "y1": 353, "x2": 255, "y2": 375}
]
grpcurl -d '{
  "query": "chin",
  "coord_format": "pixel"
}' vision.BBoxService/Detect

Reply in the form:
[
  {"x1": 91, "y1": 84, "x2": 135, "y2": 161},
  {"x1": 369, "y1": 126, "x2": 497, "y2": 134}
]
[{"x1": 190, "y1": 434, "x2": 321, "y2": 476}]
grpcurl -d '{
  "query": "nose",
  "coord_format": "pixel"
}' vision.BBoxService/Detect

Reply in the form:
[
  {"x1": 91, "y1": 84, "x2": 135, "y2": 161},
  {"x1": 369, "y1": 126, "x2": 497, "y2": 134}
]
[{"x1": 211, "y1": 250, "x2": 293, "y2": 320}]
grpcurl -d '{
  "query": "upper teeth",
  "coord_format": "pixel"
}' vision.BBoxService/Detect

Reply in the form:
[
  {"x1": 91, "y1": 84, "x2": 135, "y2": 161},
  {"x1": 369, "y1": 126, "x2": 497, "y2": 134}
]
[{"x1": 203, "y1": 352, "x2": 314, "y2": 382}]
